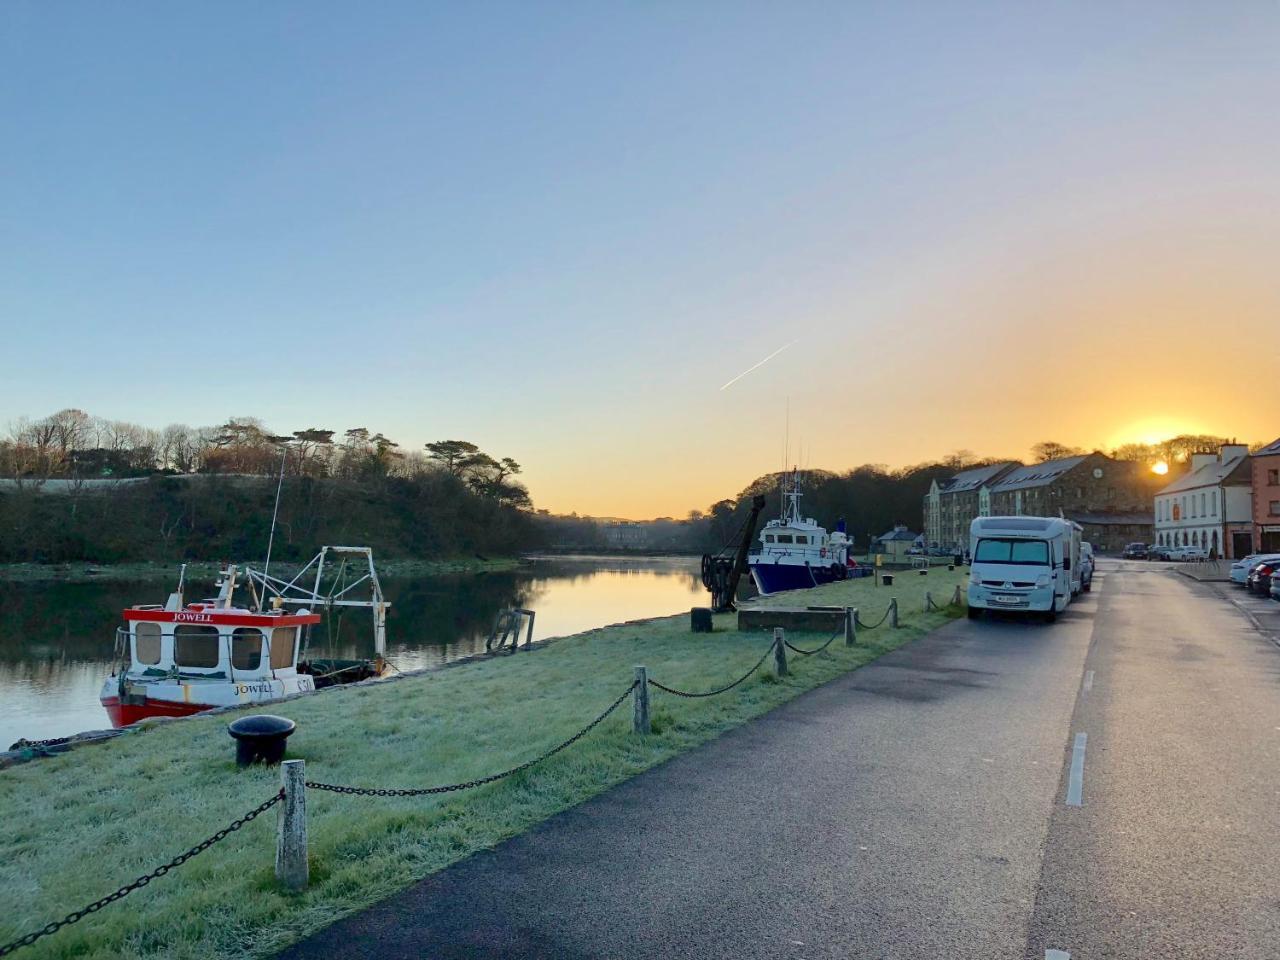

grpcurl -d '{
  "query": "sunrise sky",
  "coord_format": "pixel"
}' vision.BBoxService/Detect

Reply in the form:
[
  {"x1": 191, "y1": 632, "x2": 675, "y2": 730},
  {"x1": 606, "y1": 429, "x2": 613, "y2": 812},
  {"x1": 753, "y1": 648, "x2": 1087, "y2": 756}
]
[{"x1": 3, "y1": 3, "x2": 1277, "y2": 518}]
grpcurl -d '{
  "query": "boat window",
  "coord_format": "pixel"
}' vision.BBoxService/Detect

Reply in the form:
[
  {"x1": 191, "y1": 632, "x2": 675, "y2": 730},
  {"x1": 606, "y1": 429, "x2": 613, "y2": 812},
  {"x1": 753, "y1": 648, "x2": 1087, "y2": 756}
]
[
  {"x1": 765, "y1": 535, "x2": 775, "y2": 543},
  {"x1": 231, "y1": 627, "x2": 263, "y2": 670},
  {"x1": 974, "y1": 538, "x2": 1050, "y2": 565},
  {"x1": 776, "y1": 534, "x2": 793, "y2": 544},
  {"x1": 174, "y1": 625, "x2": 221, "y2": 668},
  {"x1": 794, "y1": 535, "x2": 807, "y2": 544},
  {"x1": 269, "y1": 626, "x2": 297, "y2": 670},
  {"x1": 134, "y1": 622, "x2": 162, "y2": 666}
]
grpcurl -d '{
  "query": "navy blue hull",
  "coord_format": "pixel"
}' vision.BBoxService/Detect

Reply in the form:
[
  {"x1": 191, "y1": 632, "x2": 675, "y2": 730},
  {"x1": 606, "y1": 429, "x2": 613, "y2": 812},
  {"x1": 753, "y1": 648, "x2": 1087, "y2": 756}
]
[{"x1": 750, "y1": 561, "x2": 859, "y2": 596}]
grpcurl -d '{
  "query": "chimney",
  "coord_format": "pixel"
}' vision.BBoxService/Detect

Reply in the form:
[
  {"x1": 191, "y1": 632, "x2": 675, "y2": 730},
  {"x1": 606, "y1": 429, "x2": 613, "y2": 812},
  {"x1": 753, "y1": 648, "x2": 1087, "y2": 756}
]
[
  {"x1": 1220, "y1": 443, "x2": 1249, "y2": 462},
  {"x1": 1190, "y1": 453, "x2": 1216, "y2": 471}
]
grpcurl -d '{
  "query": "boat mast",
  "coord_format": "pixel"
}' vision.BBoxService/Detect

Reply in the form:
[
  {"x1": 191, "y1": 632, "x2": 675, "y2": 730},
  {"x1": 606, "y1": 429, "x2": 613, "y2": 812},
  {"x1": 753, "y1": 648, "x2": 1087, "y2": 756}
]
[{"x1": 261, "y1": 443, "x2": 289, "y2": 601}]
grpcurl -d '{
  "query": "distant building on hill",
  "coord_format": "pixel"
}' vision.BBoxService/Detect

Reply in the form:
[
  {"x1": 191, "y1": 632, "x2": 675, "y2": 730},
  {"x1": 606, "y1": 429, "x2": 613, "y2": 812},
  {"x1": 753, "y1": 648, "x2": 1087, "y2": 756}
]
[
  {"x1": 1251, "y1": 437, "x2": 1280, "y2": 553},
  {"x1": 1154, "y1": 444, "x2": 1253, "y2": 558}
]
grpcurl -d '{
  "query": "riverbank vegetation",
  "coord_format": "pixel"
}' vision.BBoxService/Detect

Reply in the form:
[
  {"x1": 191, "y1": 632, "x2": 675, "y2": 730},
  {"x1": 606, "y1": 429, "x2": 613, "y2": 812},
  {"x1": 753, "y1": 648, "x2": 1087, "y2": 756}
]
[
  {"x1": 0, "y1": 589, "x2": 962, "y2": 959},
  {"x1": 0, "y1": 409, "x2": 540, "y2": 565}
]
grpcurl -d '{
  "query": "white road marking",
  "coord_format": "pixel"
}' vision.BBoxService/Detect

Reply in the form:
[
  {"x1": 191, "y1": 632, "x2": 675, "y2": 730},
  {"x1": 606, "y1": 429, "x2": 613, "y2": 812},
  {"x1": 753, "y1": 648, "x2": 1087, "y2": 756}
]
[
  {"x1": 1046, "y1": 951, "x2": 1071, "y2": 960},
  {"x1": 1066, "y1": 733, "x2": 1087, "y2": 806},
  {"x1": 1083, "y1": 670, "x2": 1094, "y2": 692}
]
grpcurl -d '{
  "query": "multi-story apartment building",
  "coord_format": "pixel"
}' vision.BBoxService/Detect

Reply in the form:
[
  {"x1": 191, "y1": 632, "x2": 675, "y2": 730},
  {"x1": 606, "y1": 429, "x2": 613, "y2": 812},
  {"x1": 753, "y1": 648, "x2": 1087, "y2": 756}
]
[
  {"x1": 984, "y1": 453, "x2": 1160, "y2": 551},
  {"x1": 922, "y1": 462, "x2": 1019, "y2": 551},
  {"x1": 1153, "y1": 444, "x2": 1252, "y2": 558},
  {"x1": 1250, "y1": 437, "x2": 1280, "y2": 553}
]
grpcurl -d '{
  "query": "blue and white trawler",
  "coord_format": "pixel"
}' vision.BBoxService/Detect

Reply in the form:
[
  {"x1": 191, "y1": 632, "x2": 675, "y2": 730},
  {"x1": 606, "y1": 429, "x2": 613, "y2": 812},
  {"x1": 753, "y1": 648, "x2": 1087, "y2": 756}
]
[{"x1": 747, "y1": 471, "x2": 868, "y2": 595}]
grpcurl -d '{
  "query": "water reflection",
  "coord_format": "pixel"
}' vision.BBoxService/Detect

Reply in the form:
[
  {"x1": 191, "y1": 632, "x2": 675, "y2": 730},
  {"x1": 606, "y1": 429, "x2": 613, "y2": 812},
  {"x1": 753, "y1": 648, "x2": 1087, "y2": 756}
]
[{"x1": 0, "y1": 556, "x2": 702, "y2": 747}]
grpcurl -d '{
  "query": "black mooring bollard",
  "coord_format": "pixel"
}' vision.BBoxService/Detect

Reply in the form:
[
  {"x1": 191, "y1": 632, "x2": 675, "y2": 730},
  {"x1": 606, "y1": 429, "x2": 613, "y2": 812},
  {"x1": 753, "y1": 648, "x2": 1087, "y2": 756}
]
[{"x1": 228, "y1": 715, "x2": 297, "y2": 766}]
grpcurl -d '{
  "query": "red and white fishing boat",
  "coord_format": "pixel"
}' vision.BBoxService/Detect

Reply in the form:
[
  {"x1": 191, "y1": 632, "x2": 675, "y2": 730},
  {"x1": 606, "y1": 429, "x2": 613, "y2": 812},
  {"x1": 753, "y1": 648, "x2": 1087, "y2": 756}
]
[{"x1": 100, "y1": 547, "x2": 389, "y2": 727}]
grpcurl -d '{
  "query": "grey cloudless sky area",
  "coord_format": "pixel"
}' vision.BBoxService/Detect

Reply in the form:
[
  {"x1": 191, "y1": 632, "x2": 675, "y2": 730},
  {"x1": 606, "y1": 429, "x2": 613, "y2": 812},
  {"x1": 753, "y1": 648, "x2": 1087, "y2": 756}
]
[{"x1": 2, "y1": 2, "x2": 1277, "y2": 517}]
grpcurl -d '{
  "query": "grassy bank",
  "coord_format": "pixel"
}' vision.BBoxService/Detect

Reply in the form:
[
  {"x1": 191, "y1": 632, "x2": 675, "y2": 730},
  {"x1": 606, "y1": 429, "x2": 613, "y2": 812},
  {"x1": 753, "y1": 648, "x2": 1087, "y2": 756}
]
[
  {"x1": 0, "y1": 584, "x2": 963, "y2": 959},
  {"x1": 0, "y1": 556, "x2": 523, "y2": 584}
]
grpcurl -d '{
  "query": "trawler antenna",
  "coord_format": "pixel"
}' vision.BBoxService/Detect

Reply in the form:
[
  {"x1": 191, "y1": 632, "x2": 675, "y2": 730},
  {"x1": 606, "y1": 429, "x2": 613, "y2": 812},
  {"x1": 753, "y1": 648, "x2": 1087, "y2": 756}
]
[{"x1": 261, "y1": 443, "x2": 289, "y2": 596}]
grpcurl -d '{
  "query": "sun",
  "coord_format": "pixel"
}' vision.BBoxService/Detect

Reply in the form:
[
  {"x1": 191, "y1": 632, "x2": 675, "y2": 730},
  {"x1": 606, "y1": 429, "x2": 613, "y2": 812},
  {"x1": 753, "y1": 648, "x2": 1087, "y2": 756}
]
[{"x1": 1152, "y1": 461, "x2": 1169, "y2": 475}]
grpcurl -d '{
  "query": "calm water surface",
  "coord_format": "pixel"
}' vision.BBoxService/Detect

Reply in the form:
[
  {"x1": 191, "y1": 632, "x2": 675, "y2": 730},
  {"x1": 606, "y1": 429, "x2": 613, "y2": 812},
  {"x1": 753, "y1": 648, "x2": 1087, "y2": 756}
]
[{"x1": 0, "y1": 556, "x2": 702, "y2": 748}]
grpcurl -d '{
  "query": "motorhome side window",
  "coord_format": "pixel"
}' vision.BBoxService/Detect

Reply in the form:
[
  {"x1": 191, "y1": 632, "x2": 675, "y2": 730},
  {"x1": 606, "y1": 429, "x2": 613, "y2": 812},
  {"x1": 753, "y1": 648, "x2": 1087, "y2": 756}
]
[{"x1": 974, "y1": 538, "x2": 1050, "y2": 565}]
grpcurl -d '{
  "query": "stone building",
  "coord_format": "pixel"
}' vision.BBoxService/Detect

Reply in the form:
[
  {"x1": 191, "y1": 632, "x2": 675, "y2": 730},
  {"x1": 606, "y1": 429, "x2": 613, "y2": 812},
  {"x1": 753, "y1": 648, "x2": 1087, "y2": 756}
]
[
  {"x1": 923, "y1": 462, "x2": 1020, "y2": 551},
  {"x1": 985, "y1": 453, "x2": 1159, "y2": 551},
  {"x1": 1153, "y1": 444, "x2": 1252, "y2": 558},
  {"x1": 1251, "y1": 437, "x2": 1280, "y2": 553}
]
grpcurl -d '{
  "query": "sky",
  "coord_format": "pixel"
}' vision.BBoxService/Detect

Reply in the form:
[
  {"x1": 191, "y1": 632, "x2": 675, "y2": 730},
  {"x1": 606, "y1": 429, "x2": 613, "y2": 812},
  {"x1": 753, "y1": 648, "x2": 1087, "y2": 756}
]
[{"x1": 2, "y1": 2, "x2": 1278, "y2": 518}]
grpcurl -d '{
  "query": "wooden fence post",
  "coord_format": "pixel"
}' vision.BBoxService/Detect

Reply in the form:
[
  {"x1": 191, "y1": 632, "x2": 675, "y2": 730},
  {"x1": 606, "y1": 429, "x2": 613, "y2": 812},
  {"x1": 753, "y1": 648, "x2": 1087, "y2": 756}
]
[
  {"x1": 844, "y1": 607, "x2": 856, "y2": 647},
  {"x1": 890, "y1": 598, "x2": 899, "y2": 628},
  {"x1": 773, "y1": 627, "x2": 789, "y2": 677},
  {"x1": 276, "y1": 759, "x2": 308, "y2": 892},
  {"x1": 523, "y1": 610, "x2": 536, "y2": 650},
  {"x1": 924, "y1": 591, "x2": 932, "y2": 613},
  {"x1": 952, "y1": 584, "x2": 962, "y2": 606},
  {"x1": 633, "y1": 666, "x2": 650, "y2": 735}
]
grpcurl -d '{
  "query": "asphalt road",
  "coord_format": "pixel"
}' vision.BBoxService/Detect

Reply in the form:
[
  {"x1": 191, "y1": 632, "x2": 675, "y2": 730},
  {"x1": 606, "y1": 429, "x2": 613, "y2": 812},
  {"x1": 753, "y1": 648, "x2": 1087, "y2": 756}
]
[{"x1": 279, "y1": 561, "x2": 1280, "y2": 959}]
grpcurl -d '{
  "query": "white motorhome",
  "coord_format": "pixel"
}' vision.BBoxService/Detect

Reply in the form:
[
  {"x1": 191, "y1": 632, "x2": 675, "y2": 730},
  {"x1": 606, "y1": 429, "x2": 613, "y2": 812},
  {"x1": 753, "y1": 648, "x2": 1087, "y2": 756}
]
[{"x1": 967, "y1": 516, "x2": 1081, "y2": 621}]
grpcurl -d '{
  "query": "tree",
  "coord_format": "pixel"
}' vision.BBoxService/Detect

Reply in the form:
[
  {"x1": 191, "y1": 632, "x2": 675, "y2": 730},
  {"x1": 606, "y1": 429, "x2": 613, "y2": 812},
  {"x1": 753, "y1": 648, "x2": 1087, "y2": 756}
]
[
  {"x1": 1031, "y1": 441, "x2": 1084, "y2": 463},
  {"x1": 425, "y1": 440, "x2": 481, "y2": 477}
]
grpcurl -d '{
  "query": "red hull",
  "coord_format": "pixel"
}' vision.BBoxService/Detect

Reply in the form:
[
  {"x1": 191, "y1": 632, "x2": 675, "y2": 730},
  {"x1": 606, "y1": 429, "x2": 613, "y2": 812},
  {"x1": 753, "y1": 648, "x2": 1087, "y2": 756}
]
[{"x1": 101, "y1": 696, "x2": 215, "y2": 728}]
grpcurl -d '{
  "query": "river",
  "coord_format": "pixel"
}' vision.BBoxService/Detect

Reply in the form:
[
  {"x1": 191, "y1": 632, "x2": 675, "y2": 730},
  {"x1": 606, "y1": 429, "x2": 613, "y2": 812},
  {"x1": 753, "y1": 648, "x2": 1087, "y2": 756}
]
[{"x1": 0, "y1": 556, "x2": 704, "y2": 749}]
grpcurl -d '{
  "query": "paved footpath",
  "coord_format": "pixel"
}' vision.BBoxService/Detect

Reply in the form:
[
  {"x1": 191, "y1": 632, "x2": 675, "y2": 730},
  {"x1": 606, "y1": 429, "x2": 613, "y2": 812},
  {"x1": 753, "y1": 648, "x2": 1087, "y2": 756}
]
[{"x1": 279, "y1": 562, "x2": 1280, "y2": 959}]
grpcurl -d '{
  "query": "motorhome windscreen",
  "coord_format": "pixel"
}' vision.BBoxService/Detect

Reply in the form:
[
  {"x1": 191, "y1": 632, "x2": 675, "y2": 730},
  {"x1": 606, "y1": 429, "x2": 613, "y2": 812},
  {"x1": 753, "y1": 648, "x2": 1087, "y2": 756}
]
[{"x1": 974, "y1": 538, "x2": 1050, "y2": 565}]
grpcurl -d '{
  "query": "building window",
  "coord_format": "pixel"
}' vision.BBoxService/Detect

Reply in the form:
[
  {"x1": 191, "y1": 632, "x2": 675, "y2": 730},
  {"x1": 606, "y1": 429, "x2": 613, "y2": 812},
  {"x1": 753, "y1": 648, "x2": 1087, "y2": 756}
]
[
  {"x1": 1269, "y1": 469, "x2": 1279, "y2": 486},
  {"x1": 174, "y1": 625, "x2": 220, "y2": 669},
  {"x1": 1211, "y1": 496, "x2": 1217, "y2": 516},
  {"x1": 1271, "y1": 501, "x2": 1280, "y2": 517},
  {"x1": 134, "y1": 622, "x2": 162, "y2": 666},
  {"x1": 231, "y1": 628, "x2": 263, "y2": 670},
  {"x1": 1200, "y1": 492, "x2": 1206, "y2": 515}
]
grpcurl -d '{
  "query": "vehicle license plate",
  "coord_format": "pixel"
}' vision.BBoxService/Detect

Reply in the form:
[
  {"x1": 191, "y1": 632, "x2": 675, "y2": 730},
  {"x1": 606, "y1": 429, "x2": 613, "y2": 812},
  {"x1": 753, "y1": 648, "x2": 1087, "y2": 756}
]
[{"x1": 992, "y1": 594, "x2": 1021, "y2": 604}]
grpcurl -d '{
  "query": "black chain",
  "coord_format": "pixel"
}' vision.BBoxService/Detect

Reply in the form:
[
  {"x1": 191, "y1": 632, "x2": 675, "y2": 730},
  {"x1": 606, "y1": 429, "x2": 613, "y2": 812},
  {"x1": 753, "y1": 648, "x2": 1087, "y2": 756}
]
[
  {"x1": 856, "y1": 604, "x2": 893, "y2": 630},
  {"x1": 0, "y1": 791, "x2": 283, "y2": 958},
  {"x1": 647, "y1": 642, "x2": 776, "y2": 698},
  {"x1": 784, "y1": 626, "x2": 842, "y2": 656},
  {"x1": 306, "y1": 682, "x2": 637, "y2": 797}
]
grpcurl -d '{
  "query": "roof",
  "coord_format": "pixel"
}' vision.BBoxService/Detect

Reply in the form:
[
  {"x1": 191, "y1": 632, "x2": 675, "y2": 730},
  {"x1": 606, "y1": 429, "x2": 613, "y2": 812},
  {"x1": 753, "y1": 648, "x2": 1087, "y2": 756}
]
[
  {"x1": 1066, "y1": 512, "x2": 1154, "y2": 526},
  {"x1": 939, "y1": 461, "x2": 1019, "y2": 494},
  {"x1": 988, "y1": 455, "x2": 1089, "y2": 493},
  {"x1": 875, "y1": 527, "x2": 919, "y2": 542},
  {"x1": 1157, "y1": 453, "x2": 1250, "y2": 494},
  {"x1": 1254, "y1": 437, "x2": 1280, "y2": 457}
]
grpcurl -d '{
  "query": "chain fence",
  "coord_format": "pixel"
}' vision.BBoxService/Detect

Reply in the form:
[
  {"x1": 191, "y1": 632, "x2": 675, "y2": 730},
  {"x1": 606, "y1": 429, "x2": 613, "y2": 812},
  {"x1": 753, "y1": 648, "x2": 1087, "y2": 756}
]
[
  {"x1": 855, "y1": 604, "x2": 894, "y2": 630},
  {"x1": 0, "y1": 792, "x2": 282, "y2": 959},
  {"x1": 305, "y1": 681, "x2": 637, "y2": 797},
  {"x1": 646, "y1": 642, "x2": 776, "y2": 698},
  {"x1": 783, "y1": 625, "x2": 842, "y2": 656}
]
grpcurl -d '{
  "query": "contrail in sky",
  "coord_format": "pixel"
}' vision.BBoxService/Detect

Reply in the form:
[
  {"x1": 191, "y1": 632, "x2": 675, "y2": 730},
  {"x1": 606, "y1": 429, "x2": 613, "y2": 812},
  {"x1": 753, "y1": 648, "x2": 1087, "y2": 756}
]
[{"x1": 719, "y1": 339, "x2": 799, "y2": 391}]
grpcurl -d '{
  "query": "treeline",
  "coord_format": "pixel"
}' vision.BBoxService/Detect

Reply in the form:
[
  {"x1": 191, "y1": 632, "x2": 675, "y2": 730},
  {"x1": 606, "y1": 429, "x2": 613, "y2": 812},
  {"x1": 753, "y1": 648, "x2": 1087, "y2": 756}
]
[{"x1": 0, "y1": 409, "x2": 540, "y2": 564}]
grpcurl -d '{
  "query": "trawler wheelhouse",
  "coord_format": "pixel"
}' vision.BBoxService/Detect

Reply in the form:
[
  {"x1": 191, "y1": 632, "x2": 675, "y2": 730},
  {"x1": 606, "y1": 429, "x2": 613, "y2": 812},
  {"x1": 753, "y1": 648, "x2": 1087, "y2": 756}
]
[{"x1": 748, "y1": 470, "x2": 865, "y2": 595}]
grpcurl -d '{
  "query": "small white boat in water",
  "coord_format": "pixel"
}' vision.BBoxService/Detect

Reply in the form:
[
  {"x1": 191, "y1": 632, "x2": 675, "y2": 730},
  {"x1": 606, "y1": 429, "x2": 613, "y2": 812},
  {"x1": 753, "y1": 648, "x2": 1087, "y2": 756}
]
[{"x1": 101, "y1": 547, "x2": 389, "y2": 727}]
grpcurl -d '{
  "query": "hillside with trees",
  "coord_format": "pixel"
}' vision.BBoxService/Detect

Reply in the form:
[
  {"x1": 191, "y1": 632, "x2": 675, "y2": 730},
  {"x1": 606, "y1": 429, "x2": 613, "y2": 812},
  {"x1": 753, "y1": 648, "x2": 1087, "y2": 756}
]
[{"x1": 0, "y1": 409, "x2": 539, "y2": 564}]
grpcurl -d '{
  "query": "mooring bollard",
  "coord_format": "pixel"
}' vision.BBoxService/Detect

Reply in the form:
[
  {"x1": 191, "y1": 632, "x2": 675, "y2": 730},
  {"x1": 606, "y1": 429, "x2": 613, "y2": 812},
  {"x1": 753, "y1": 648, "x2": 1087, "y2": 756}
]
[
  {"x1": 890, "y1": 597, "x2": 899, "y2": 628},
  {"x1": 844, "y1": 607, "x2": 856, "y2": 647},
  {"x1": 276, "y1": 759, "x2": 308, "y2": 892},
  {"x1": 773, "y1": 627, "x2": 789, "y2": 677},
  {"x1": 633, "y1": 666, "x2": 651, "y2": 735}
]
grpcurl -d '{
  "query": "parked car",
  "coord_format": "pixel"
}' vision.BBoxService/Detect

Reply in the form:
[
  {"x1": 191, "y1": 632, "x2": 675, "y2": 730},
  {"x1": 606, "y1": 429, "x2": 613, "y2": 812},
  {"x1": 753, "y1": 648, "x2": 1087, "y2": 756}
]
[
  {"x1": 1079, "y1": 542, "x2": 1095, "y2": 593},
  {"x1": 1149, "y1": 545, "x2": 1175, "y2": 561},
  {"x1": 1179, "y1": 546, "x2": 1209, "y2": 562},
  {"x1": 1122, "y1": 542, "x2": 1149, "y2": 560},
  {"x1": 1231, "y1": 554, "x2": 1280, "y2": 586},
  {"x1": 1271, "y1": 573, "x2": 1280, "y2": 603},
  {"x1": 1247, "y1": 560, "x2": 1276, "y2": 595}
]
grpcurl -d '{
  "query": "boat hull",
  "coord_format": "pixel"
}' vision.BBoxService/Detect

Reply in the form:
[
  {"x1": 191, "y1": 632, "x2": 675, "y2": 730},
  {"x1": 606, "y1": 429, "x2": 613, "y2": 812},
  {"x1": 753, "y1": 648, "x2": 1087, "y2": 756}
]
[
  {"x1": 99, "y1": 673, "x2": 316, "y2": 729},
  {"x1": 749, "y1": 561, "x2": 836, "y2": 596},
  {"x1": 100, "y1": 695, "x2": 213, "y2": 727}
]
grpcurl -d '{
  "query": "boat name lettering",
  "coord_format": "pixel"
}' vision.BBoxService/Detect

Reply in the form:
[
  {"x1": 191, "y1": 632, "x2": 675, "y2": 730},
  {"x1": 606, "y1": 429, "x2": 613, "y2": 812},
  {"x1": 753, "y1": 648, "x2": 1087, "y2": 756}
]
[
  {"x1": 174, "y1": 612, "x2": 214, "y2": 623},
  {"x1": 236, "y1": 683, "x2": 275, "y2": 695}
]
